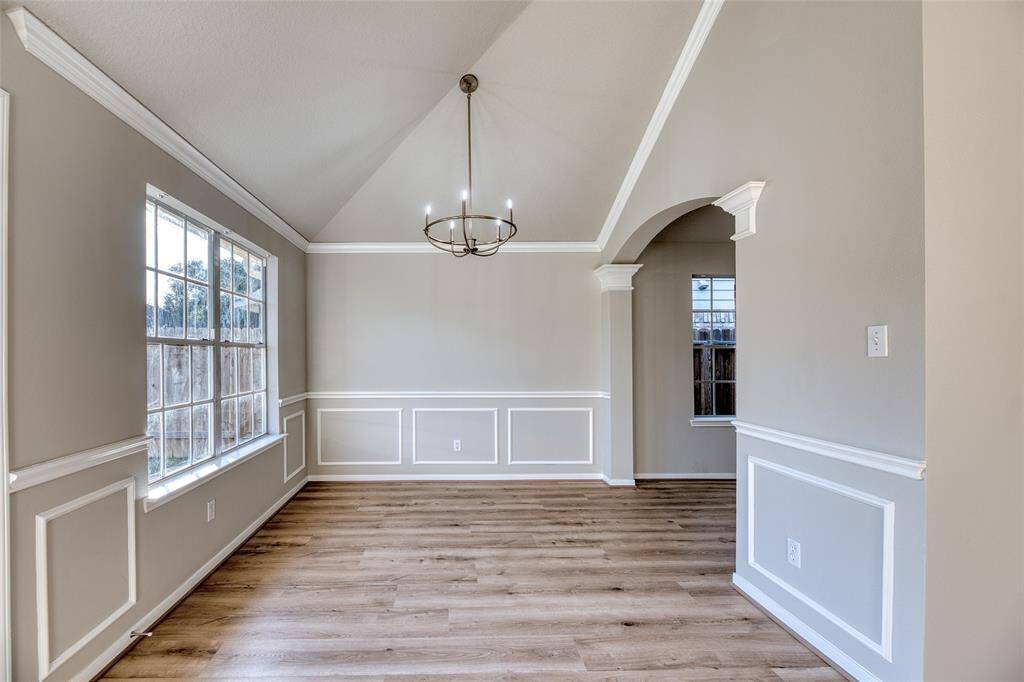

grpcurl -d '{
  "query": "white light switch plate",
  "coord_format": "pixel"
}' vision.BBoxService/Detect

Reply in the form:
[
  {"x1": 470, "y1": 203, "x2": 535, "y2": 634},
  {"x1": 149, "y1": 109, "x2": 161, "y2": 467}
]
[
  {"x1": 453, "y1": 439, "x2": 462, "y2": 452},
  {"x1": 867, "y1": 325, "x2": 888, "y2": 357},
  {"x1": 207, "y1": 499, "x2": 216, "y2": 523}
]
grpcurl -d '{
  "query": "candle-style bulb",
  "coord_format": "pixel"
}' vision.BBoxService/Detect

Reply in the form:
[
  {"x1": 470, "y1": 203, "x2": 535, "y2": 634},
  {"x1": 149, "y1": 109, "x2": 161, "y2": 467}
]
[
  {"x1": 425, "y1": 204, "x2": 431, "y2": 216},
  {"x1": 449, "y1": 220, "x2": 455, "y2": 231},
  {"x1": 506, "y1": 199, "x2": 513, "y2": 209},
  {"x1": 461, "y1": 189, "x2": 469, "y2": 201}
]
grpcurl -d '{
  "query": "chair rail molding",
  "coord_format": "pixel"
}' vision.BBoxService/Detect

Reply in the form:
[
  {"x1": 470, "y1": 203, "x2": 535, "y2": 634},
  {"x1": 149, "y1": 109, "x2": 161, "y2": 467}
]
[
  {"x1": 286, "y1": 390, "x2": 610, "y2": 404},
  {"x1": 733, "y1": 421, "x2": 926, "y2": 479},
  {"x1": 9, "y1": 436, "x2": 151, "y2": 493},
  {"x1": 593, "y1": 264, "x2": 643, "y2": 292},
  {"x1": 4, "y1": 7, "x2": 309, "y2": 252},
  {"x1": 713, "y1": 181, "x2": 766, "y2": 241}
]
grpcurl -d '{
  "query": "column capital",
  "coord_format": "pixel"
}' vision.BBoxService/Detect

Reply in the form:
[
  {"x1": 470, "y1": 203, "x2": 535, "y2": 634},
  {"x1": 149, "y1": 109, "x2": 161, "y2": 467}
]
[
  {"x1": 594, "y1": 264, "x2": 643, "y2": 292},
  {"x1": 713, "y1": 180, "x2": 765, "y2": 241}
]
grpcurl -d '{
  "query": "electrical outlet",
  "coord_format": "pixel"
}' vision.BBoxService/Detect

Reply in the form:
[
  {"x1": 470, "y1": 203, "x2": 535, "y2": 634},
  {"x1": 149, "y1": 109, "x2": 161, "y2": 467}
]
[
  {"x1": 453, "y1": 439, "x2": 462, "y2": 452},
  {"x1": 867, "y1": 325, "x2": 888, "y2": 357},
  {"x1": 787, "y1": 538, "x2": 801, "y2": 568},
  {"x1": 207, "y1": 499, "x2": 216, "y2": 523}
]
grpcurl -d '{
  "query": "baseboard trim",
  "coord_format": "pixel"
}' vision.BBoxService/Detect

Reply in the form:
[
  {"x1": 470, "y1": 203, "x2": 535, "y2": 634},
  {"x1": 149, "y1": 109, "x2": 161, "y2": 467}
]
[
  {"x1": 731, "y1": 573, "x2": 876, "y2": 682},
  {"x1": 635, "y1": 473, "x2": 735, "y2": 480},
  {"x1": 601, "y1": 476, "x2": 636, "y2": 487},
  {"x1": 79, "y1": 478, "x2": 308, "y2": 682},
  {"x1": 308, "y1": 473, "x2": 604, "y2": 482}
]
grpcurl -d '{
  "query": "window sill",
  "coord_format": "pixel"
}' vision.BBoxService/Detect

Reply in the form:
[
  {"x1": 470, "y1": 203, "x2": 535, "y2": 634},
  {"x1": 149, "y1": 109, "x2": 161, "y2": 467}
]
[
  {"x1": 690, "y1": 417, "x2": 736, "y2": 428},
  {"x1": 144, "y1": 433, "x2": 286, "y2": 513}
]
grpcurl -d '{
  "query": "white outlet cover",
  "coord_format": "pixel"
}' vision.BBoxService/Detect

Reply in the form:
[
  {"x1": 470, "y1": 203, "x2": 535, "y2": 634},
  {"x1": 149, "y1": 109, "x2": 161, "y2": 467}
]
[
  {"x1": 867, "y1": 324, "x2": 888, "y2": 357},
  {"x1": 453, "y1": 439, "x2": 462, "y2": 452},
  {"x1": 787, "y1": 538, "x2": 801, "y2": 568}
]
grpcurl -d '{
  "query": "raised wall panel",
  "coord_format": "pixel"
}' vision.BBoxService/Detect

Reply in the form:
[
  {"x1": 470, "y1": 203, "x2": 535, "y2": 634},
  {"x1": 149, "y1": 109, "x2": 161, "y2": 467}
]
[
  {"x1": 283, "y1": 411, "x2": 306, "y2": 482},
  {"x1": 412, "y1": 409, "x2": 498, "y2": 464},
  {"x1": 36, "y1": 478, "x2": 136, "y2": 679},
  {"x1": 317, "y1": 408, "x2": 402, "y2": 465},
  {"x1": 748, "y1": 457, "x2": 893, "y2": 660},
  {"x1": 507, "y1": 408, "x2": 593, "y2": 464}
]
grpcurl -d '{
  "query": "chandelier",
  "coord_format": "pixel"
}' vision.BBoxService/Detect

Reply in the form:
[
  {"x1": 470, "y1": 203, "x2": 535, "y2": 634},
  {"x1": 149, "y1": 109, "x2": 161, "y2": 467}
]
[{"x1": 423, "y1": 74, "x2": 517, "y2": 257}]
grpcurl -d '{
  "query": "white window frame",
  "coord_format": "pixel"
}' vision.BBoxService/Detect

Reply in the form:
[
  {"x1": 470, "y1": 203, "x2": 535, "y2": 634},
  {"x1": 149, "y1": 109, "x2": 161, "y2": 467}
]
[
  {"x1": 692, "y1": 274, "x2": 736, "y2": 420},
  {"x1": 144, "y1": 185, "x2": 280, "y2": 498}
]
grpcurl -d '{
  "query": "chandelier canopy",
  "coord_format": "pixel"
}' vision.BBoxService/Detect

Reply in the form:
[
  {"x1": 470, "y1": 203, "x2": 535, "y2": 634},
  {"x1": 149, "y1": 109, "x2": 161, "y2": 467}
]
[{"x1": 423, "y1": 74, "x2": 516, "y2": 257}]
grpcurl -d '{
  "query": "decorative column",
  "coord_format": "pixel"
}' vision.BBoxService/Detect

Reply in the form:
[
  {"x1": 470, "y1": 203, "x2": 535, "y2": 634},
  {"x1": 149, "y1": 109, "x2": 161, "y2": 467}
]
[{"x1": 593, "y1": 264, "x2": 643, "y2": 486}]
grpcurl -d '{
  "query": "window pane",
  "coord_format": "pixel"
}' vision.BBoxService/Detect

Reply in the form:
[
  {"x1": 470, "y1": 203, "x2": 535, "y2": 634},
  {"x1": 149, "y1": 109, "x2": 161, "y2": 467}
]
[
  {"x1": 253, "y1": 348, "x2": 266, "y2": 391},
  {"x1": 712, "y1": 277, "x2": 735, "y2": 310},
  {"x1": 220, "y1": 292, "x2": 232, "y2": 341},
  {"x1": 147, "y1": 343, "x2": 161, "y2": 410},
  {"x1": 712, "y1": 311, "x2": 736, "y2": 344},
  {"x1": 157, "y1": 207, "x2": 185, "y2": 274},
  {"x1": 692, "y1": 277, "x2": 711, "y2": 311},
  {"x1": 163, "y1": 344, "x2": 190, "y2": 407},
  {"x1": 146, "y1": 412, "x2": 162, "y2": 480},
  {"x1": 221, "y1": 398, "x2": 237, "y2": 451},
  {"x1": 238, "y1": 394, "x2": 253, "y2": 444},
  {"x1": 238, "y1": 347, "x2": 253, "y2": 394},
  {"x1": 219, "y1": 241, "x2": 233, "y2": 291},
  {"x1": 694, "y1": 382, "x2": 714, "y2": 416},
  {"x1": 714, "y1": 347, "x2": 735, "y2": 381},
  {"x1": 249, "y1": 302, "x2": 263, "y2": 343},
  {"x1": 253, "y1": 393, "x2": 265, "y2": 437},
  {"x1": 192, "y1": 346, "x2": 212, "y2": 401},
  {"x1": 145, "y1": 271, "x2": 156, "y2": 337},
  {"x1": 714, "y1": 382, "x2": 735, "y2": 416},
  {"x1": 233, "y1": 248, "x2": 248, "y2": 294},
  {"x1": 164, "y1": 407, "x2": 191, "y2": 473},
  {"x1": 220, "y1": 346, "x2": 237, "y2": 397},
  {"x1": 146, "y1": 202, "x2": 156, "y2": 268},
  {"x1": 186, "y1": 283, "x2": 209, "y2": 340},
  {"x1": 234, "y1": 295, "x2": 249, "y2": 343},
  {"x1": 249, "y1": 256, "x2": 264, "y2": 300},
  {"x1": 192, "y1": 403, "x2": 212, "y2": 462},
  {"x1": 692, "y1": 312, "x2": 711, "y2": 345},
  {"x1": 186, "y1": 223, "x2": 209, "y2": 282},
  {"x1": 693, "y1": 347, "x2": 712, "y2": 383},
  {"x1": 157, "y1": 274, "x2": 185, "y2": 338}
]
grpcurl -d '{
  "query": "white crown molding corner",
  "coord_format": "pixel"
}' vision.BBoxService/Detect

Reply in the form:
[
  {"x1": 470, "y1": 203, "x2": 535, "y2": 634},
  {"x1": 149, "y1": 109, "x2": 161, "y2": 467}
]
[
  {"x1": 306, "y1": 241, "x2": 601, "y2": 254},
  {"x1": 733, "y1": 421, "x2": 926, "y2": 480},
  {"x1": 732, "y1": 573, "x2": 881, "y2": 682},
  {"x1": 78, "y1": 476, "x2": 307, "y2": 682},
  {"x1": 283, "y1": 411, "x2": 306, "y2": 483},
  {"x1": 593, "y1": 264, "x2": 643, "y2": 292},
  {"x1": 36, "y1": 478, "x2": 137, "y2": 680},
  {"x1": 9, "y1": 435, "x2": 151, "y2": 493},
  {"x1": 712, "y1": 180, "x2": 765, "y2": 241},
  {"x1": 594, "y1": 0, "x2": 725, "y2": 252},
  {"x1": 5, "y1": 8, "x2": 309, "y2": 253}
]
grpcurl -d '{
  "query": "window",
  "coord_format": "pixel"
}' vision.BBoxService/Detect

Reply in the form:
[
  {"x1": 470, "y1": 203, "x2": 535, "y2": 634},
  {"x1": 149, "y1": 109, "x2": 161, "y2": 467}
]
[
  {"x1": 692, "y1": 276, "x2": 735, "y2": 417},
  {"x1": 145, "y1": 198, "x2": 268, "y2": 482}
]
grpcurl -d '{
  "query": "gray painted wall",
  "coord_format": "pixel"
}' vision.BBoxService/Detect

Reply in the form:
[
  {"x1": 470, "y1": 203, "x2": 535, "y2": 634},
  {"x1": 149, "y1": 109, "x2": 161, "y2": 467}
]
[
  {"x1": 633, "y1": 206, "x2": 736, "y2": 476},
  {"x1": 2, "y1": 17, "x2": 308, "y2": 680},
  {"x1": 922, "y1": 2, "x2": 1024, "y2": 678},
  {"x1": 605, "y1": 2, "x2": 927, "y2": 678}
]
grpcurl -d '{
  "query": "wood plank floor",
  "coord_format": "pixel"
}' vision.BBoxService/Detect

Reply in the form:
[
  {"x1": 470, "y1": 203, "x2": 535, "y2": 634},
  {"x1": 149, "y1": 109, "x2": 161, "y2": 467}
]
[{"x1": 104, "y1": 480, "x2": 841, "y2": 680}]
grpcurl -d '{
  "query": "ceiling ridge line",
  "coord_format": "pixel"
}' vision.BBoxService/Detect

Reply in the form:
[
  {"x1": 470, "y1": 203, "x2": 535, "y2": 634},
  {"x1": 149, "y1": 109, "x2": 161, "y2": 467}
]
[
  {"x1": 593, "y1": 0, "x2": 725, "y2": 253},
  {"x1": 306, "y1": 241, "x2": 600, "y2": 254},
  {"x1": 5, "y1": 7, "x2": 310, "y2": 253}
]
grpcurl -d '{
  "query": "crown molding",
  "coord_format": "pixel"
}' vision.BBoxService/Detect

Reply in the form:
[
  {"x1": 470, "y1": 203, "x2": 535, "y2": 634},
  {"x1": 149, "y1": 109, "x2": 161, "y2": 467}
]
[
  {"x1": 306, "y1": 241, "x2": 601, "y2": 254},
  {"x1": 593, "y1": 264, "x2": 643, "y2": 292},
  {"x1": 594, "y1": 0, "x2": 725, "y2": 252},
  {"x1": 5, "y1": 8, "x2": 310, "y2": 253},
  {"x1": 713, "y1": 180, "x2": 766, "y2": 241}
]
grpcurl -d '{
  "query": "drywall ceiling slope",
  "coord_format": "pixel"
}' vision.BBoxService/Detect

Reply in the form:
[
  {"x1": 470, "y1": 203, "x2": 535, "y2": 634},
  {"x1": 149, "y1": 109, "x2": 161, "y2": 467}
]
[
  {"x1": 22, "y1": 0, "x2": 527, "y2": 240},
  {"x1": 315, "y1": 1, "x2": 702, "y2": 243}
]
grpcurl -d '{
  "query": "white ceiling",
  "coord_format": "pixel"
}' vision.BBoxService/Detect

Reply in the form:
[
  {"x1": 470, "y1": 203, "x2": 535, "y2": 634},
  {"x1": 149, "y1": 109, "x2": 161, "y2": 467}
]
[{"x1": 23, "y1": 1, "x2": 700, "y2": 243}]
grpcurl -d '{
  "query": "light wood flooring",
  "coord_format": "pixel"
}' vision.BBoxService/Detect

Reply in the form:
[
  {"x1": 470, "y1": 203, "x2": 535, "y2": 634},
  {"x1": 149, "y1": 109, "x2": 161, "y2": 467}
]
[{"x1": 103, "y1": 480, "x2": 841, "y2": 680}]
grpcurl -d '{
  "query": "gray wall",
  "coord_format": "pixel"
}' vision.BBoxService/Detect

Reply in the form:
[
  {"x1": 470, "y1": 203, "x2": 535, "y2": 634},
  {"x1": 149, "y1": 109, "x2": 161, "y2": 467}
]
[
  {"x1": 605, "y1": 2, "x2": 927, "y2": 678},
  {"x1": 2, "y1": 16, "x2": 308, "y2": 680},
  {"x1": 305, "y1": 252, "x2": 606, "y2": 478},
  {"x1": 922, "y1": 2, "x2": 1024, "y2": 678},
  {"x1": 632, "y1": 206, "x2": 736, "y2": 476}
]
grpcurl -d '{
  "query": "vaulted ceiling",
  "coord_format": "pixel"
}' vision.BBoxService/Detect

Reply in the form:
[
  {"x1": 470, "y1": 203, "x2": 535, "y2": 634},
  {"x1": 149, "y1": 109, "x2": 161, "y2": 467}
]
[{"x1": 23, "y1": 1, "x2": 701, "y2": 243}]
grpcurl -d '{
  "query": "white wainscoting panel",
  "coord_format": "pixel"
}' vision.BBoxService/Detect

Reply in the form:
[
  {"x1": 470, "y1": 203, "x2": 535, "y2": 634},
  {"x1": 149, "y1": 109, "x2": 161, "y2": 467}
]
[
  {"x1": 283, "y1": 411, "x2": 306, "y2": 483},
  {"x1": 507, "y1": 408, "x2": 593, "y2": 465},
  {"x1": 747, "y1": 457, "x2": 894, "y2": 661},
  {"x1": 35, "y1": 477, "x2": 136, "y2": 680},
  {"x1": 412, "y1": 408, "x2": 498, "y2": 464},
  {"x1": 317, "y1": 408, "x2": 402, "y2": 466}
]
